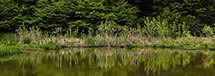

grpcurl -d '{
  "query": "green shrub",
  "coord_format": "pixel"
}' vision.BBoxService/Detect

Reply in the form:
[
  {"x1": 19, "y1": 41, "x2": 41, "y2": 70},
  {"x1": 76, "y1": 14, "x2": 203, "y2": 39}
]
[
  {"x1": 202, "y1": 26, "x2": 214, "y2": 37},
  {"x1": 142, "y1": 16, "x2": 188, "y2": 38},
  {"x1": 209, "y1": 43, "x2": 215, "y2": 50},
  {"x1": 0, "y1": 33, "x2": 17, "y2": 45}
]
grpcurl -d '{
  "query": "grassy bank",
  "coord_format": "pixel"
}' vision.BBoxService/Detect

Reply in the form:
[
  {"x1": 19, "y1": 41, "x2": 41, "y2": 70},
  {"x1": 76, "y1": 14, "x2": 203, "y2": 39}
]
[
  {"x1": 1, "y1": 17, "x2": 215, "y2": 55},
  {"x1": 13, "y1": 26, "x2": 215, "y2": 50},
  {"x1": 1, "y1": 28, "x2": 215, "y2": 53}
]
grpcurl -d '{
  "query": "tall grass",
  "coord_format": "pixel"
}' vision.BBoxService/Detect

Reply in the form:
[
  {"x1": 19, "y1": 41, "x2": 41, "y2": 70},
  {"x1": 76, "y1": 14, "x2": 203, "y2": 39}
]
[
  {"x1": 0, "y1": 33, "x2": 24, "y2": 56},
  {"x1": 17, "y1": 26, "x2": 42, "y2": 44},
  {"x1": 16, "y1": 21, "x2": 138, "y2": 47},
  {"x1": 4, "y1": 16, "x2": 214, "y2": 49},
  {"x1": 0, "y1": 33, "x2": 17, "y2": 45},
  {"x1": 142, "y1": 16, "x2": 190, "y2": 38}
]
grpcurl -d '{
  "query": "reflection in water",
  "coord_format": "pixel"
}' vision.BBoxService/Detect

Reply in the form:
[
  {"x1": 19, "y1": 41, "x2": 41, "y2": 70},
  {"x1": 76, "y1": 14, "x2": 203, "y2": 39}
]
[{"x1": 0, "y1": 48, "x2": 215, "y2": 76}]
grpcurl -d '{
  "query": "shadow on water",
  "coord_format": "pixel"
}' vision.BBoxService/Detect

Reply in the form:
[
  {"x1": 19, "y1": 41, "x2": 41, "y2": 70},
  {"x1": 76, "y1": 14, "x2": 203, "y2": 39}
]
[{"x1": 0, "y1": 48, "x2": 215, "y2": 76}]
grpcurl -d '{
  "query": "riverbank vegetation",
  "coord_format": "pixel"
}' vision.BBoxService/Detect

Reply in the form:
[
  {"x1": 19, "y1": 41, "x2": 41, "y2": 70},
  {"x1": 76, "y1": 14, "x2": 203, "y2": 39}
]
[
  {"x1": 1, "y1": 0, "x2": 215, "y2": 54},
  {"x1": 1, "y1": 25, "x2": 215, "y2": 52}
]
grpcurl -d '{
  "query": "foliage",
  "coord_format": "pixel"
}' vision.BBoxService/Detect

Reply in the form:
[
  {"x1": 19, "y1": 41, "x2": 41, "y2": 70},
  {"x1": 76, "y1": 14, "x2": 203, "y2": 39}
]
[
  {"x1": 0, "y1": 45, "x2": 23, "y2": 56},
  {"x1": 0, "y1": 33, "x2": 17, "y2": 45},
  {"x1": 0, "y1": 0, "x2": 138, "y2": 33},
  {"x1": 202, "y1": 25, "x2": 214, "y2": 37},
  {"x1": 149, "y1": 0, "x2": 215, "y2": 35},
  {"x1": 2, "y1": 0, "x2": 215, "y2": 53},
  {"x1": 17, "y1": 26, "x2": 42, "y2": 44},
  {"x1": 141, "y1": 16, "x2": 190, "y2": 38},
  {"x1": 1, "y1": 0, "x2": 215, "y2": 37}
]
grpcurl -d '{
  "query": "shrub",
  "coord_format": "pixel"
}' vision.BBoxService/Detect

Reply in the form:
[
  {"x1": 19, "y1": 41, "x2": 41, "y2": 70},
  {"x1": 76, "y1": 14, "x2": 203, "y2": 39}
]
[
  {"x1": 142, "y1": 16, "x2": 189, "y2": 38},
  {"x1": 202, "y1": 25, "x2": 214, "y2": 37}
]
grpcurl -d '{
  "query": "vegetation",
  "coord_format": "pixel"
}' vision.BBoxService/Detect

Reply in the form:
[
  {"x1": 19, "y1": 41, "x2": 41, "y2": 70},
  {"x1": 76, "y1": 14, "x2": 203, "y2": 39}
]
[
  {"x1": 0, "y1": 0, "x2": 215, "y2": 56},
  {"x1": 1, "y1": 25, "x2": 215, "y2": 53},
  {"x1": 1, "y1": 0, "x2": 215, "y2": 35},
  {"x1": 1, "y1": 1, "x2": 215, "y2": 75}
]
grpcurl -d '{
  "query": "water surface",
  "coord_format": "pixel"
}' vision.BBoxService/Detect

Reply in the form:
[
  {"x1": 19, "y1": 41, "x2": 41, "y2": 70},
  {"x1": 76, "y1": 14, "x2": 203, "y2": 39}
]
[{"x1": 0, "y1": 48, "x2": 215, "y2": 76}]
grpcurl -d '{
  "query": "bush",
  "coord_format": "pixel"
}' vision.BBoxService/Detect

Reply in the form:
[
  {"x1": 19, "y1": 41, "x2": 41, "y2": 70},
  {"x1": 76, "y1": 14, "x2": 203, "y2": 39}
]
[
  {"x1": 0, "y1": 33, "x2": 17, "y2": 45},
  {"x1": 202, "y1": 25, "x2": 214, "y2": 37},
  {"x1": 141, "y1": 16, "x2": 189, "y2": 38}
]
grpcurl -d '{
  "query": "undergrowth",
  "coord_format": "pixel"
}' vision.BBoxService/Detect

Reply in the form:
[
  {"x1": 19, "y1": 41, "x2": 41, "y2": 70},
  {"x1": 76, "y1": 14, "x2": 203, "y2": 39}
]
[{"x1": 1, "y1": 17, "x2": 215, "y2": 55}]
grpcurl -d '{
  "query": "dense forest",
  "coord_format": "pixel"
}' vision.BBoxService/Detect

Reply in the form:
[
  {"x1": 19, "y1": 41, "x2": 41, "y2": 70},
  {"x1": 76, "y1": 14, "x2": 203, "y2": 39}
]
[{"x1": 1, "y1": 0, "x2": 215, "y2": 37}]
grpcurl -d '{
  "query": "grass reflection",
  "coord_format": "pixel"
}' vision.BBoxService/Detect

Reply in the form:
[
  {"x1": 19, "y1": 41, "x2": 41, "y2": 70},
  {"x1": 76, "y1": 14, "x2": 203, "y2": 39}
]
[{"x1": 0, "y1": 48, "x2": 215, "y2": 76}]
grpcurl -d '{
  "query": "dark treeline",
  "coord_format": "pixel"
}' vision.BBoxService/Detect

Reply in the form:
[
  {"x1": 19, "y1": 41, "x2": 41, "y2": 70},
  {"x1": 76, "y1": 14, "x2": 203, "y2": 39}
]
[{"x1": 1, "y1": 0, "x2": 215, "y2": 36}]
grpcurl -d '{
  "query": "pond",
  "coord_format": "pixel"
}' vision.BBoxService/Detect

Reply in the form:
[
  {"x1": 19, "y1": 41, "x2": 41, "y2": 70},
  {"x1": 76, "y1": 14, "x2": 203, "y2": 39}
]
[{"x1": 0, "y1": 48, "x2": 215, "y2": 76}]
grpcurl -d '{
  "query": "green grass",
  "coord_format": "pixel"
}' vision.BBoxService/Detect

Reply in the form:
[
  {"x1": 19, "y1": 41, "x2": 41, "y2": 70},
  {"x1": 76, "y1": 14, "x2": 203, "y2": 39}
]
[
  {"x1": 0, "y1": 45, "x2": 23, "y2": 56},
  {"x1": 21, "y1": 44, "x2": 60, "y2": 50},
  {"x1": 1, "y1": 32, "x2": 215, "y2": 54},
  {"x1": 1, "y1": 22, "x2": 215, "y2": 57},
  {"x1": 0, "y1": 33, "x2": 17, "y2": 45}
]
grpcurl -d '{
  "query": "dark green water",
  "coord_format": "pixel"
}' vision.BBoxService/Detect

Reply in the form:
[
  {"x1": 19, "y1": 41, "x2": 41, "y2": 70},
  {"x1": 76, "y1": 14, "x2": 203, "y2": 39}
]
[{"x1": 0, "y1": 48, "x2": 215, "y2": 76}]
